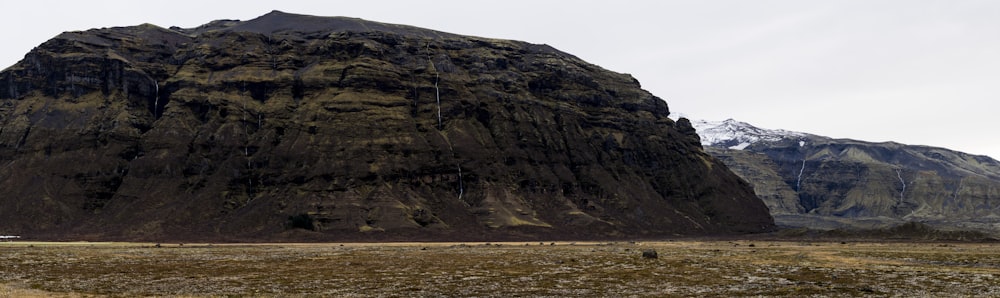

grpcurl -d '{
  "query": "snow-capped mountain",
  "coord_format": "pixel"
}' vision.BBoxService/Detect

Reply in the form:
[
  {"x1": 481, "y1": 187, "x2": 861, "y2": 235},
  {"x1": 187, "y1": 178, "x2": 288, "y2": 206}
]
[
  {"x1": 686, "y1": 117, "x2": 1000, "y2": 235},
  {"x1": 689, "y1": 119, "x2": 806, "y2": 150}
]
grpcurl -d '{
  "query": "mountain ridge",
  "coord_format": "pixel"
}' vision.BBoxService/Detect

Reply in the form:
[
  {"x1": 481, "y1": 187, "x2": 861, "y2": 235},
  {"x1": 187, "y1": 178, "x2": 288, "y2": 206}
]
[
  {"x1": 693, "y1": 119, "x2": 1000, "y2": 180},
  {"x1": 0, "y1": 12, "x2": 774, "y2": 241},
  {"x1": 173, "y1": 11, "x2": 462, "y2": 39},
  {"x1": 691, "y1": 118, "x2": 1000, "y2": 233}
]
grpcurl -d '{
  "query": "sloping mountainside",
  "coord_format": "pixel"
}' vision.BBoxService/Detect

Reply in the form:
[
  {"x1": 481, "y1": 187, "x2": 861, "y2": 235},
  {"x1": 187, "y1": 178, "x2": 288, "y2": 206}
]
[
  {"x1": 694, "y1": 119, "x2": 1000, "y2": 233},
  {"x1": 0, "y1": 11, "x2": 774, "y2": 241}
]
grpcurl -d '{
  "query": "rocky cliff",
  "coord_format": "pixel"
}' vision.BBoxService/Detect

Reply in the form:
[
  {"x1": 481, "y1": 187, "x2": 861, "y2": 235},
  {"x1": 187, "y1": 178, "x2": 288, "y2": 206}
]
[
  {"x1": 0, "y1": 11, "x2": 774, "y2": 241},
  {"x1": 695, "y1": 119, "x2": 1000, "y2": 233}
]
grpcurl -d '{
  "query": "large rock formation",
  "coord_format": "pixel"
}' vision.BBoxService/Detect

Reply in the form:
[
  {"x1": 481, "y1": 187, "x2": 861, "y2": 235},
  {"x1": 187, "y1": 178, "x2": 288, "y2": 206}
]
[
  {"x1": 0, "y1": 11, "x2": 774, "y2": 241},
  {"x1": 694, "y1": 119, "x2": 1000, "y2": 233}
]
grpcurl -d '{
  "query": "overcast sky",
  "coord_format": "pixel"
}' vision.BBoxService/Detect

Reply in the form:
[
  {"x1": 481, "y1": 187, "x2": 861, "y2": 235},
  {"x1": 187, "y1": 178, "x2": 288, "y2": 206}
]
[{"x1": 3, "y1": 1, "x2": 999, "y2": 158}]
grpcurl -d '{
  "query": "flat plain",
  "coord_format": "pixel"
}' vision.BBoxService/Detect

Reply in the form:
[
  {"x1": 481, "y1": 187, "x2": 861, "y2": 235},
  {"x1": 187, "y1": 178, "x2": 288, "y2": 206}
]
[{"x1": 1, "y1": 240, "x2": 999, "y2": 297}]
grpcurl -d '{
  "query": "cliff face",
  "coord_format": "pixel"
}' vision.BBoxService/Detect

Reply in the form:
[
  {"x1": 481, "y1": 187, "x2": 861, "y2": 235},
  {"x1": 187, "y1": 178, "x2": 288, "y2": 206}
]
[
  {"x1": 0, "y1": 11, "x2": 774, "y2": 241},
  {"x1": 695, "y1": 120, "x2": 1000, "y2": 232}
]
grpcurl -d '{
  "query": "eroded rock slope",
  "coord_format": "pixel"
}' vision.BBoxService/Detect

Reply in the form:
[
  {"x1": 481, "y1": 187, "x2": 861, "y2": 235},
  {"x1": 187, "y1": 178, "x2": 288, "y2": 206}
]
[
  {"x1": 0, "y1": 11, "x2": 773, "y2": 241},
  {"x1": 695, "y1": 119, "x2": 1000, "y2": 232}
]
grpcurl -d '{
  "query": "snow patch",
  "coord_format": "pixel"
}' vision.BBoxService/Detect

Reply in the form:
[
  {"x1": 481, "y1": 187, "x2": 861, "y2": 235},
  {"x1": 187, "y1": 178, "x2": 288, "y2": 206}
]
[
  {"x1": 690, "y1": 118, "x2": 806, "y2": 148},
  {"x1": 729, "y1": 142, "x2": 751, "y2": 150}
]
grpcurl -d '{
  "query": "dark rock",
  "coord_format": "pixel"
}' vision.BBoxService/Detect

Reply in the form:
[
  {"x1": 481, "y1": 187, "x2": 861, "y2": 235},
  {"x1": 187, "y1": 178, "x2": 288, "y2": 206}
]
[
  {"x1": 641, "y1": 249, "x2": 658, "y2": 259},
  {"x1": 0, "y1": 11, "x2": 774, "y2": 242}
]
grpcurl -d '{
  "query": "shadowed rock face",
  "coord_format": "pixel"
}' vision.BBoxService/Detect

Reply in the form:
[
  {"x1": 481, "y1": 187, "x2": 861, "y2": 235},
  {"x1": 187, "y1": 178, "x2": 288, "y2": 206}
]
[{"x1": 0, "y1": 11, "x2": 773, "y2": 241}]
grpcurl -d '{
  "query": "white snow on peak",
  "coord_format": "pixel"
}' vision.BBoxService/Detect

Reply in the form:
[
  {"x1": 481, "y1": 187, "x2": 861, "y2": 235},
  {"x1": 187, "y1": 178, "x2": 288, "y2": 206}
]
[
  {"x1": 729, "y1": 142, "x2": 751, "y2": 150},
  {"x1": 689, "y1": 118, "x2": 805, "y2": 150}
]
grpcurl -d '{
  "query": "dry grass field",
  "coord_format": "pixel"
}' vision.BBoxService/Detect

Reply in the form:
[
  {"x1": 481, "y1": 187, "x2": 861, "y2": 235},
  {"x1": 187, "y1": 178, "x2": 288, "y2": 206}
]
[{"x1": 1, "y1": 240, "x2": 999, "y2": 297}]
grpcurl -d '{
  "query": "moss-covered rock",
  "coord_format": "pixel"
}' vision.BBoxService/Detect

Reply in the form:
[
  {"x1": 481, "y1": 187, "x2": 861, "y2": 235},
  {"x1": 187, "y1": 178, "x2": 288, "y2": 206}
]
[{"x1": 0, "y1": 11, "x2": 773, "y2": 241}]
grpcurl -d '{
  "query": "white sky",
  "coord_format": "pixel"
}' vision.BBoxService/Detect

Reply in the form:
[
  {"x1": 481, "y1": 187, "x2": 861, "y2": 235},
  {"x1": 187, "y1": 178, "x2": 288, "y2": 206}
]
[{"x1": 3, "y1": 0, "x2": 999, "y2": 158}]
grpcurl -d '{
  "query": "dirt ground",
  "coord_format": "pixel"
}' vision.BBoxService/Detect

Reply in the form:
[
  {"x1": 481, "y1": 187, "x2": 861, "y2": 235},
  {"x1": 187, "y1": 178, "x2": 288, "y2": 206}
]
[{"x1": 2, "y1": 240, "x2": 998, "y2": 297}]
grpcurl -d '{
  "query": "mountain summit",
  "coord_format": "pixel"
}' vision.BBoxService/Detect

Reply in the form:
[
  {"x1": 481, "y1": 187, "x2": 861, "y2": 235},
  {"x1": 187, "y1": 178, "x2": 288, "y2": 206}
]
[
  {"x1": 173, "y1": 11, "x2": 466, "y2": 39},
  {"x1": 0, "y1": 12, "x2": 773, "y2": 241},
  {"x1": 690, "y1": 119, "x2": 807, "y2": 150}
]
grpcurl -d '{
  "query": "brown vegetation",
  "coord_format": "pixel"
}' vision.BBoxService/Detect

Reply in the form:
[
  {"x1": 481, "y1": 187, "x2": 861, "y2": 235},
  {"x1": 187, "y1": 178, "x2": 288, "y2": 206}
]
[{"x1": 2, "y1": 240, "x2": 998, "y2": 296}]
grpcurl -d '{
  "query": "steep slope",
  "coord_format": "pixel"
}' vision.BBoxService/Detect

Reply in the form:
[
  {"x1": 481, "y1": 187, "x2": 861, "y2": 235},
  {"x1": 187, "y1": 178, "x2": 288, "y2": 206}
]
[
  {"x1": 0, "y1": 11, "x2": 774, "y2": 241},
  {"x1": 694, "y1": 119, "x2": 1000, "y2": 232}
]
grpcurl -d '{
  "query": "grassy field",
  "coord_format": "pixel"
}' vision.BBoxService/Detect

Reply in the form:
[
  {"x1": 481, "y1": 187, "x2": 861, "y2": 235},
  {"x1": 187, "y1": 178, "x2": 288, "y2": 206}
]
[{"x1": 1, "y1": 240, "x2": 999, "y2": 297}]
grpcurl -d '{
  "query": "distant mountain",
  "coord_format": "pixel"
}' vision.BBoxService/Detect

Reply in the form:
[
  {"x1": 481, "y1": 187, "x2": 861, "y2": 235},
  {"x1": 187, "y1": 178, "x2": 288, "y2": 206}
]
[
  {"x1": 693, "y1": 119, "x2": 1000, "y2": 233},
  {"x1": 692, "y1": 119, "x2": 807, "y2": 150},
  {"x1": 0, "y1": 11, "x2": 774, "y2": 241}
]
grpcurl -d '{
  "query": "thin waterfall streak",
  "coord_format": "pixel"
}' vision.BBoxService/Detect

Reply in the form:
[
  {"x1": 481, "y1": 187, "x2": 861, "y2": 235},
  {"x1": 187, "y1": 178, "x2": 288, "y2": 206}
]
[
  {"x1": 895, "y1": 168, "x2": 906, "y2": 201},
  {"x1": 795, "y1": 159, "x2": 806, "y2": 191},
  {"x1": 435, "y1": 74, "x2": 441, "y2": 129},
  {"x1": 954, "y1": 180, "x2": 963, "y2": 201},
  {"x1": 153, "y1": 80, "x2": 159, "y2": 118},
  {"x1": 457, "y1": 164, "x2": 464, "y2": 201}
]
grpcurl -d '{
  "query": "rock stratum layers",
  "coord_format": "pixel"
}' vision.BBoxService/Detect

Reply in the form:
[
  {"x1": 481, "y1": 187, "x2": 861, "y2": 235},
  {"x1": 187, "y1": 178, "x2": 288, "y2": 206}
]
[
  {"x1": 0, "y1": 11, "x2": 773, "y2": 241},
  {"x1": 696, "y1": 120, "x2": 1000, "y2": 233}
]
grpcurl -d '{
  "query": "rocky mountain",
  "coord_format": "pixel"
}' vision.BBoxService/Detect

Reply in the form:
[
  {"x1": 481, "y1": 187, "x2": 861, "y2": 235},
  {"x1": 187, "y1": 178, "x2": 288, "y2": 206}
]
[
  {"x1": 0, "y1": 11, "x2": 774, "y2": 241},
  {"x1": 693, "y1": 119, "x2": 1000, "y2": 233}
]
